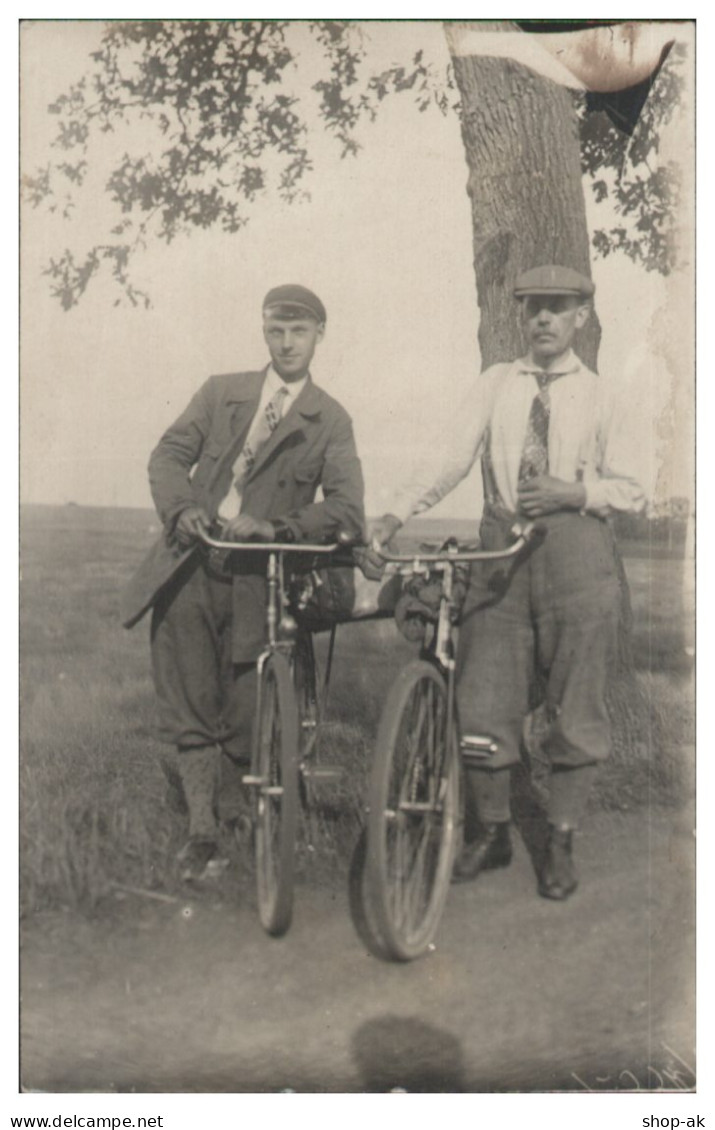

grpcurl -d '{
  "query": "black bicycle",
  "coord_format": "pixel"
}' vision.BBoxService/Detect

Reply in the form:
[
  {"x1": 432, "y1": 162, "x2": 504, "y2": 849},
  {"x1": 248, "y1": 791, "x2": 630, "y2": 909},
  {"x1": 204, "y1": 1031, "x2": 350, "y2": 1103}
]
[
  {"x1": 200, "y1": 532, "x2": 349, "y2": 937},
  {"x1": 365, "y1": 523, "x2": 535, "y2": 961}
]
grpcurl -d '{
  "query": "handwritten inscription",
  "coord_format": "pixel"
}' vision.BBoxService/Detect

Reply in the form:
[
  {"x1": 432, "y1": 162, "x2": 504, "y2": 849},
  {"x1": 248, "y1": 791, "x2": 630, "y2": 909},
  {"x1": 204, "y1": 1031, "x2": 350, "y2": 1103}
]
[{"x1": 571, "y1": 1044, "x2": 695, "y2": 1092}]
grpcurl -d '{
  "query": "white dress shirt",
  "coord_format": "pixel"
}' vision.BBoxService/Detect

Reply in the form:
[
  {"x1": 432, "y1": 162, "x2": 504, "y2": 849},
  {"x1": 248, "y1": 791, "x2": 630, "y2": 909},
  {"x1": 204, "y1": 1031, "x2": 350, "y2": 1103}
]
[
  {"x1": 218, "y1": 365, "x2": 307, "y2": 520},
  {"x1": 387, "y1": 350, "x2": 645, "y2": 524}
]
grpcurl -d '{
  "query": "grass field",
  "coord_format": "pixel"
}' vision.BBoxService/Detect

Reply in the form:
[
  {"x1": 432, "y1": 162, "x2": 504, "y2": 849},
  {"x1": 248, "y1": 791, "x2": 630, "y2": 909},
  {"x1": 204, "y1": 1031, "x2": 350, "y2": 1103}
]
[{"x1": 19, "y1": 504, "x2": 695, "y2": 915}]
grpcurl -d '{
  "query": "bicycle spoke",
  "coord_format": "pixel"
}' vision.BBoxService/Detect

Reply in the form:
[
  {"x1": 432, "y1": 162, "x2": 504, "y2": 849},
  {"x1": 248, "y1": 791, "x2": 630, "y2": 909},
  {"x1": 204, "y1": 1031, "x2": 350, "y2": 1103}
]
[
  {"x1": 369, "y1": 662, "x2": 458, "y2": 959},
  {"x1": 254, "y1": 654, "x2": 298, "y2": 936},
  {"x1": 387, "y1": 679, "x2": 446, "y2": 934}
]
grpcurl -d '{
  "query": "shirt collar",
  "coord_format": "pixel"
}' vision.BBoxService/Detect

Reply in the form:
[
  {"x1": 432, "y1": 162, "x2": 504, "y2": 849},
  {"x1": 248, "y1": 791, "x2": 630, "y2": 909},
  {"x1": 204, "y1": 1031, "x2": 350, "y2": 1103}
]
[
  {"x1": 266, "y1": 364, "x2": 308, "y2": 403},
  {"x1": 516, "y1": 349, "x2": 581, "y2": 378}
]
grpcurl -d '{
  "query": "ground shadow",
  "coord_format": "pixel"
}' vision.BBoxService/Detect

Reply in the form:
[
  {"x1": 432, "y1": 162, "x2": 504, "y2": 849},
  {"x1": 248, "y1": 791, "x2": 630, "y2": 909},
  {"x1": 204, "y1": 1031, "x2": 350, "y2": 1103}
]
[{"x1": 352, "y1": 1015, "x2": 466, "y2": 1092}]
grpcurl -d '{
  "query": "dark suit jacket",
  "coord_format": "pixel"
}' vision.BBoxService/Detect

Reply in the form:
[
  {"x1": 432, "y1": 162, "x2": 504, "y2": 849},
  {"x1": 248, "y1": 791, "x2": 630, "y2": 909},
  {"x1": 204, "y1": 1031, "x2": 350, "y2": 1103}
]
[{"x1": 121, "y1": 368, "x2": 365, "y2": 659}]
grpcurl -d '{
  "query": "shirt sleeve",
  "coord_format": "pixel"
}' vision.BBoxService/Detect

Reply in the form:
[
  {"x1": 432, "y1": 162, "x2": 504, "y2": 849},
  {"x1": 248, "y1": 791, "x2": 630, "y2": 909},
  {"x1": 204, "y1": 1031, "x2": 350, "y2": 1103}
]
[
  {"x1": 385, "y1": 369, "x2": 500, "y2": 524},
  {"x1": 583, "y1": 384, "x2": 647, "y2": 516}
]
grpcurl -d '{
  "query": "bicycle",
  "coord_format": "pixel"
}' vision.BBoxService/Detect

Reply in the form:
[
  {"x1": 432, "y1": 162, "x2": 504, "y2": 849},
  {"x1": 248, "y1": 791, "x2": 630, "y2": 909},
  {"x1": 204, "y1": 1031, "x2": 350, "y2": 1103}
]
[
  {"x1": 365, "y1": 522, "x2": 536, "y2": 961},
  {"x1": 200, "y1": 531, "x2": 352, "y2": 938}
]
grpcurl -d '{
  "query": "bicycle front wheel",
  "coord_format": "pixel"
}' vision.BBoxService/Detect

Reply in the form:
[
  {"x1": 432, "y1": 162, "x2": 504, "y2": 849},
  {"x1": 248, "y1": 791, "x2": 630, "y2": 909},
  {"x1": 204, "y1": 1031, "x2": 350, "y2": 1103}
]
[
  {"x1": 253, "y1": 652, "x2": 299, "y2": 937},
  {"x1": 367, "y1": 660, "x2": 459, "y2": 961}
]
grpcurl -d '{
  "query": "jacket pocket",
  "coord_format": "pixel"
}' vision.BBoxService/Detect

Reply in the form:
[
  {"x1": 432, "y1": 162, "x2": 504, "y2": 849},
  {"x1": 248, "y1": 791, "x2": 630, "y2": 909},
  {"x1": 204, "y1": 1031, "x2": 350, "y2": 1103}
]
[
  {"x1": 293, "y1": 459, "x2": 323, "y2": 484},
  {"x1": 192, "y1": 438, "x2": 229, "y2": 493}
]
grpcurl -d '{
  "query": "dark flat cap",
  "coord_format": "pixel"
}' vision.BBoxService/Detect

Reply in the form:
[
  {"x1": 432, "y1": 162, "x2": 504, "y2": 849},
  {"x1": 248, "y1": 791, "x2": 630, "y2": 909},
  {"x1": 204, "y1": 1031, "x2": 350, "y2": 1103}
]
[
  {"x1": 263, "y1": 284, "x2": 327, "y2": 323},
  {"x1": 514, "y1": 265, "x2": 595, "y2": 299}
]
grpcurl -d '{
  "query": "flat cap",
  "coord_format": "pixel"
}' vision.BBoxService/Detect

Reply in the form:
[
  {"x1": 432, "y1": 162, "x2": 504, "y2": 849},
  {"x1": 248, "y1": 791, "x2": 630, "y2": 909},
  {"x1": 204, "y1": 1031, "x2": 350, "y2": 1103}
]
[
  {"x1": 263, "y1": 284, "x2": 327, "y2": 323},
  {"x1": 513, "y1": 265, "x2": 595, "y2": 299}
]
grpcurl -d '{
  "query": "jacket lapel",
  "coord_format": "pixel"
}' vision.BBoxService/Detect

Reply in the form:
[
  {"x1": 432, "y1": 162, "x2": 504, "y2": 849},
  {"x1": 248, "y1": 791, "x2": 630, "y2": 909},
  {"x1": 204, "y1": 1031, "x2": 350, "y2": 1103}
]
[
  {"x1": 249, "y1": 377, "x2": 322, "y2": 478},
  {"x1": 207, "y1": 371, "x2": 265, "y2": 487},
  {"x1": 226, "y1": 371, "x2": 265, "y2": 437}
]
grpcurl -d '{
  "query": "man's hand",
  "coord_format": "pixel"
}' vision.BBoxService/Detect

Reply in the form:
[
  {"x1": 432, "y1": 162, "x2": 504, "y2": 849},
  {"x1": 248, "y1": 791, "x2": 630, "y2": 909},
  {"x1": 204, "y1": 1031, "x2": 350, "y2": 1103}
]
[
  {"x1": 222, "y1": 514, "x2": 276, "y2": 542},
  {"x1": 359, "y1": 513, "x2": 403, "y2": 577},
  {"x1": 517, "y1": 475, "x2": 586, "y2": 517},
  {"x1": 367, "y1": 513, "x2": 403, "y2": 551},
  {"x1": 174, "y1": 506, "x2": 211, "y2": 548}
]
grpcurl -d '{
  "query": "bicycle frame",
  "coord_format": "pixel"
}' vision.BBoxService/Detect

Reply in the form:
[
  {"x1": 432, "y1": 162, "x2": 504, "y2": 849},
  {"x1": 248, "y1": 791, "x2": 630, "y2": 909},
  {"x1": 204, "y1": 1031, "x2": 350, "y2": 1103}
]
[
  {"x1": 199, "y1": 531, "x2": 340, "y2": 759},
  {"x1": 374, "y1": 521, "x2": 535, "y2": 761},
  {"x1": 199, "y1": 533, "x2": 338, "y2": 647}
]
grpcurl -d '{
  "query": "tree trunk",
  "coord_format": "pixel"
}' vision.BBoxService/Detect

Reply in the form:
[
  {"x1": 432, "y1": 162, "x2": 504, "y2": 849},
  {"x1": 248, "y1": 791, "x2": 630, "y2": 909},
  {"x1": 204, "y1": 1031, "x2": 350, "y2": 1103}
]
[{"x1": 448, "y1": 39, "x2": 601, "y2": 369}]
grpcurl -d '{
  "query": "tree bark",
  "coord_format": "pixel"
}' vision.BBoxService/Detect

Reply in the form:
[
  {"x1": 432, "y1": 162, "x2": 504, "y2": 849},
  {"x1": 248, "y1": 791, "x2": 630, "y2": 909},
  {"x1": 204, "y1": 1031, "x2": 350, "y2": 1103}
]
[{"x1": 449, "y1": 43, "x2": 601, "y2": 369}]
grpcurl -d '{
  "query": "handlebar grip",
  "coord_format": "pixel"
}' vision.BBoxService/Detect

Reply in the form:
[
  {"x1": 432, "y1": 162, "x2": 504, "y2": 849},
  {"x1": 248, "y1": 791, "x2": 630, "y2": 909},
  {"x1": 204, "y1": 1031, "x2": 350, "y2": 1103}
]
[{"x1": 337, "y1": 528, "x2": 366, "y2": 549}]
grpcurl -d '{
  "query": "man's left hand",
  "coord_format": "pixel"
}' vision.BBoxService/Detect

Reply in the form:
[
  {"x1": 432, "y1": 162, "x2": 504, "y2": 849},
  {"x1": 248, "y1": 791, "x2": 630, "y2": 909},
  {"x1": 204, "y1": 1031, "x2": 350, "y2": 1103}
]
[
  {"x1": 222, "y1": 514, "x2": 276, "y2": 542},
  {"x1": 517, "y1": 475, "x2": 586, "y2": 517}
]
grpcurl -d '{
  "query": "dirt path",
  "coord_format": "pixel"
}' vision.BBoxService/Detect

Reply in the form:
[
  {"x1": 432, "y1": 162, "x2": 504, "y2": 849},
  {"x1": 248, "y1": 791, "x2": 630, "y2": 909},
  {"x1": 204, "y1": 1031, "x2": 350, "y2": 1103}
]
[{"x1": 21, "y1": 806, "x2": 695, "y2": 1094}]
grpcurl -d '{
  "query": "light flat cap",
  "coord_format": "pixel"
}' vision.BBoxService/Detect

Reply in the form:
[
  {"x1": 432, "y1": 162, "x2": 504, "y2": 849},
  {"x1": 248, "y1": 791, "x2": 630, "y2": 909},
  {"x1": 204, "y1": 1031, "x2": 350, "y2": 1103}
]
[
  {"x1": 263, "y1": 284, "x2": 327, "y2": 323},
  {"x1": 514, "y1": 265, "x2": 595, "y2": 299}
]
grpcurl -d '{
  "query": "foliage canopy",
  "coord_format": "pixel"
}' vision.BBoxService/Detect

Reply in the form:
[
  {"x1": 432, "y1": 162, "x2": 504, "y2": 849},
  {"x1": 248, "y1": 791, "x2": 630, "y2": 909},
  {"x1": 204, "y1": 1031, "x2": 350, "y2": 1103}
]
[{"x1": 22, "y1": 20, "x2": 685, "y2": 308}]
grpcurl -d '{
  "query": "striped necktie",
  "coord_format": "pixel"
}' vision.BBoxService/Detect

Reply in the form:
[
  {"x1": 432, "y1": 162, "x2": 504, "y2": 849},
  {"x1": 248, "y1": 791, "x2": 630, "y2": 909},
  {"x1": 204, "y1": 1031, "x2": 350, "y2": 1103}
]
[
  {"x1": 231, "y1": 384, "x2": 289, "y2": 495},
  {"x1": 518, "y1": 372, "x2": 559, "y2": 484}
]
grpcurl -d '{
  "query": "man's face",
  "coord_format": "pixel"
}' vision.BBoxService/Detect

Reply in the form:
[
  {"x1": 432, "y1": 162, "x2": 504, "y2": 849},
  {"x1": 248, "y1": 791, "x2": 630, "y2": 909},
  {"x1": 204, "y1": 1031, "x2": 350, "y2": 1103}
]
[
  {"x1": 263, "y1": 314, "x2": 324, "y2": 382},
  {"x1": 521, "y1": 294, "x2": 589, "y2": 365}
]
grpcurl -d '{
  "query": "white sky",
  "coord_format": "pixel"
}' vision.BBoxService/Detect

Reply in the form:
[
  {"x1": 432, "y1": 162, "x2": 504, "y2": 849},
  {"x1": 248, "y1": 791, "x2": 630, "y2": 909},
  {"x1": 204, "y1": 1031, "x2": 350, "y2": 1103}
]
[{"x1": 20, "y1": 20, "x2": 694, "y2": 516}]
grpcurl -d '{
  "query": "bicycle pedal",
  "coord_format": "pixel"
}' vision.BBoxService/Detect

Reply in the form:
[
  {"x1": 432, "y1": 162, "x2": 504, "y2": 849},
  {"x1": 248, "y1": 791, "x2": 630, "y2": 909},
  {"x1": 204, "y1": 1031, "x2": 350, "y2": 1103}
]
[
  {"x1": 242, "y1": 774, "x2": 267, "y2": 787},
  {"x1": 300, "y1": 764, "x2": 343, "y2": 783},
  {"x1": 460, "y1": 734, "x2": 499, "y2": 763}
]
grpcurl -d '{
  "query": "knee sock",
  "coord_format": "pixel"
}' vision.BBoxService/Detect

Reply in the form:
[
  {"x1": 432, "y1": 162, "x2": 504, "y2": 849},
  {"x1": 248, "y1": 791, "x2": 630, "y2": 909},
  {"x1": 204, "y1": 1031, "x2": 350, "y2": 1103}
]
[
  {"x1": 176, "y1": 745, "x2": 220, "y2": 838},
  {"x1": 465, "y1": 766, "x2": 511, "y2": 827},
  {"x1": 547, "y1": 764, "x2": 599, "y2": 829}
]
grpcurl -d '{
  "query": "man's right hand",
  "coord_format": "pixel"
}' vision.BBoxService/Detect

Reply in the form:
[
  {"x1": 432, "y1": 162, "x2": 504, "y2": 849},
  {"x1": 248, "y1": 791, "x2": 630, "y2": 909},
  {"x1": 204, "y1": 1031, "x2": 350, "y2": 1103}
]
[
  {"x1": 367, "y1": 513, "x2": 403, "y2": 552},
  {"x1": 174, "y1": 506, "x2": 211, "y2": 548}
]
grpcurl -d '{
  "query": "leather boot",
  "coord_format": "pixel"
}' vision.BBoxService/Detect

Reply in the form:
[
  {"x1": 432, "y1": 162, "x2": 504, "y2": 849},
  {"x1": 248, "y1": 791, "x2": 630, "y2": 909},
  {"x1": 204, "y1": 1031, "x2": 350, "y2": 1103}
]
[
  {"x1": 538, "y1": 824, "x2": 578, "y2": 900},
  {"x1": 452, "y1": 822, "x2": 512, "y2": 883}
]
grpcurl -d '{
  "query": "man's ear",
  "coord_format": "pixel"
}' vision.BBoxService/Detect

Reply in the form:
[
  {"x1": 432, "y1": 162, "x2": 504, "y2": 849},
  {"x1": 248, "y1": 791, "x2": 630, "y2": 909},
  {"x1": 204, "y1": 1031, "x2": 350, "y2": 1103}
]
[
  {"x1": 316, "y1": 322, "x2": 326, "y2": 343},
  {"x1": 575, "y1": 303, "x2": 591, "y2": 329}
]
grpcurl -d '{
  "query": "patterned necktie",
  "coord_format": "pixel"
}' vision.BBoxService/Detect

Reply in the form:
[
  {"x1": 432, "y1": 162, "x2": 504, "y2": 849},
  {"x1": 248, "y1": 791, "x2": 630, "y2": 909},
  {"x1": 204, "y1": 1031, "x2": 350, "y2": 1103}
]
[
  {"x1": 518, "y1": 372, "x2": 554, "y2": 484},
  {"x1": 231, "y1": 385, "x2": 289, "y2": 495}
]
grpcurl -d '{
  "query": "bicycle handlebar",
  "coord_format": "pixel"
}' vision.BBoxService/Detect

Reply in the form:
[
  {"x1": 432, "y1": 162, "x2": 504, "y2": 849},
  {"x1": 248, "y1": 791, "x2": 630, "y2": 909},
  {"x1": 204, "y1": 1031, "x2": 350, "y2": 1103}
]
[
  {"x1": 199, "y1": 532, "x2": 340, "y2": 555},
  {"x1": 372, "y1": 521, "x2": 538, "y2": 565},
  {"x1": 198, "y1": 521, "x2": 538, "y2": 565}
]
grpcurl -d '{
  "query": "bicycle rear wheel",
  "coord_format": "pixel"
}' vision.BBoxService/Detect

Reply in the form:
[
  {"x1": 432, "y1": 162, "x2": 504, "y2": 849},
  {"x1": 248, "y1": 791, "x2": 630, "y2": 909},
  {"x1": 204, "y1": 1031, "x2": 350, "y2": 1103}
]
[
  {"x1": 367, "y1": 660, "x2": 459, "y2": 961},
  {"x1": 253, "y1": 652, "x2": 299, "y2": 936}
]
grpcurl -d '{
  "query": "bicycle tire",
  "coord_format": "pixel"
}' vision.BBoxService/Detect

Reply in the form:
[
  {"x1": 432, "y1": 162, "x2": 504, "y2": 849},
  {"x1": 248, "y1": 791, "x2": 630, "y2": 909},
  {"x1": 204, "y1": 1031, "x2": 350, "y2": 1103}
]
[
  {"x1": 253, "y1": 652, "x2": 299, "y2": 937},
  {"x1": 366, "y1": 660, "x2": 459, "y2": 961}
]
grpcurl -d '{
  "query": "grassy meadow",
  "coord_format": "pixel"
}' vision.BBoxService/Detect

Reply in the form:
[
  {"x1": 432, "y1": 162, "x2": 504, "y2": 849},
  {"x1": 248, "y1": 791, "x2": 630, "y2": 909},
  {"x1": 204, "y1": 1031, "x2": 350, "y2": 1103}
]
[{"x1": 20, "y1": 504, "x2": 694, "y2": 915}]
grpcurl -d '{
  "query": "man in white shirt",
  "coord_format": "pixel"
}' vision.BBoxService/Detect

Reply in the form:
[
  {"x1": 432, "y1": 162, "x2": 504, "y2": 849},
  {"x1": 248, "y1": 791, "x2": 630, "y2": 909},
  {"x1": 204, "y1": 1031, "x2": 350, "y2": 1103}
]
[
  {"x1": 370, "y1": 265, "x2": 644, "y2": 900},
  {"x1": 122, "y1": 285, "x2": 364, "y2": 879}
]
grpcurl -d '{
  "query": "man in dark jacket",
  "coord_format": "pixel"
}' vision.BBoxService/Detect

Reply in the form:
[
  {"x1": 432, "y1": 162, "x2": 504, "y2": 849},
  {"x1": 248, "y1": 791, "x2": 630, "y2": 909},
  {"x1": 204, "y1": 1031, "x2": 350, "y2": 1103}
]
[{"x1": 122, "y1": 285, "x2": 365, "y2": 878}]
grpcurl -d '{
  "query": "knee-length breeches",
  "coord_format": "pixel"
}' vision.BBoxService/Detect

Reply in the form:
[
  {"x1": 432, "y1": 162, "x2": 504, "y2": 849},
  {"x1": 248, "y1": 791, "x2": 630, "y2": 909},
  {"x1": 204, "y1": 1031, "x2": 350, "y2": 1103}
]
[
  {"x1": 456, "y1": 511, "x2": 622, "y2": 771},
  {"x1": 150, "y1": 556, "x2": 256, "y2": 756}
]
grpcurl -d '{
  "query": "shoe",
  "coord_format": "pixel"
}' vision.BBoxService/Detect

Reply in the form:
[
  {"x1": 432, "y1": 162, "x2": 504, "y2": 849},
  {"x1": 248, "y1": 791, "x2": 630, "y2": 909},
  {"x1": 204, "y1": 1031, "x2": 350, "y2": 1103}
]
[
  {"x1": 538, "y1": 825, "x2": 578, "y2": 900},
  {"x1": 452, "y1": 822, "x2": 512, "y2": 883},
  {"x1": 177, "y1": 836, "x2": 218, "y2": 882}
]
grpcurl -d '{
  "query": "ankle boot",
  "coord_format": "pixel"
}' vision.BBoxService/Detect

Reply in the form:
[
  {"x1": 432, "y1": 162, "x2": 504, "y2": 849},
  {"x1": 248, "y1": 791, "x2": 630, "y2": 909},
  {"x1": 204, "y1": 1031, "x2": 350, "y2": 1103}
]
[
  {"x1": 452, "y1": 822, "x2": 512, "y2": 883},
  {"x1": 538, "y1": 824, "x2": 578, "y2": 900}
]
